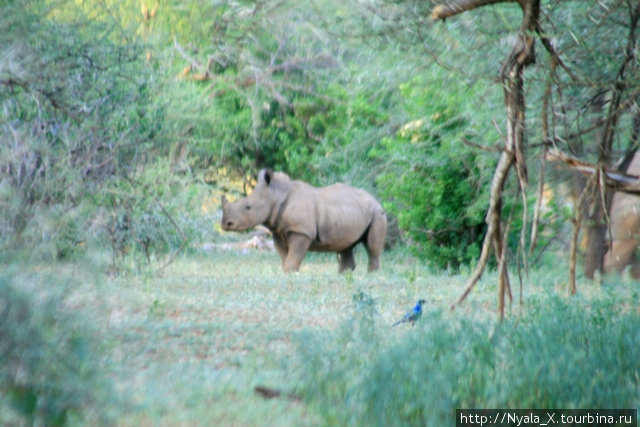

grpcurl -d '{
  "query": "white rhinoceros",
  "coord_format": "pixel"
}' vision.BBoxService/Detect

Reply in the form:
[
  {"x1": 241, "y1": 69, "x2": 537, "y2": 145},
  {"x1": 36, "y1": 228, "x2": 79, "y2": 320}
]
[{"x1": 221, "y1": 169, "x2": 387, "y2": 273}]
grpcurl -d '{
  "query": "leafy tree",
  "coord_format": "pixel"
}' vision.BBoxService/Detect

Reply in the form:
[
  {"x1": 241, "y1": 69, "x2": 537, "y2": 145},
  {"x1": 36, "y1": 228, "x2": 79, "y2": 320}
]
[
  {"x1": 152, "y1": 1, "x2": 344, "y2": 177},
  {"x1": 0, "y1": 0, "x2": 190, "y2": 262},
  {"x1": 147, "y1": 0, "x2": 506, "y2": 267},
  {"x1": 425, "y1": 0, "x2": 640, "y2": 309},
  {"x1": 374, "y1": 73, "x2": 491, "y2": 268}
]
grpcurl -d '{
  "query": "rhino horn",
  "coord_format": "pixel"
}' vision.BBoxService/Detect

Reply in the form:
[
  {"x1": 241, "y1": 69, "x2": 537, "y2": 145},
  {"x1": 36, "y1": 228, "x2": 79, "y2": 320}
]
[{"x1": 221, "y1": 194, "x2": 228, "y2": 207}]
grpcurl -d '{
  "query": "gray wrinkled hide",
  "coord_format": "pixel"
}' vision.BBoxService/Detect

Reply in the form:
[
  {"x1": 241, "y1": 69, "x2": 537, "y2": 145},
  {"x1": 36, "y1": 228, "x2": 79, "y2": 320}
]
[
  {"x1": 221, "y1": 169, "x2": 387, "y2": 273},
  {"x1": 604, "y1": 152, "x2": 640, "y2": 277}
]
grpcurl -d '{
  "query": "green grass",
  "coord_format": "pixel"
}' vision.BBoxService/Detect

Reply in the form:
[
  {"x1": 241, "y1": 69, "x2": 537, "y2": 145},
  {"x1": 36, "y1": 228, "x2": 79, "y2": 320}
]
[
  {"x1": 2, "y1": 245, "x2": 639, "y2": 426},
  {"x1": 103, "y1": 249, "x2": 442, "y2": 426}
]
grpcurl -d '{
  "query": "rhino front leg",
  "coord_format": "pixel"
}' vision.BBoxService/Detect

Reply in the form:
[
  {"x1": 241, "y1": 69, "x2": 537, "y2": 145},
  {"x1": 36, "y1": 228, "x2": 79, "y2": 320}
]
[
  {"x1": 283, "y1": 233, "x2": 312, "y2": 272},
  {"x1": 272, "y1": 233, "x2": 288, "y2": 268},
  {"x1": 338, "y1": 248, "x2": 356, "y2": 273}
]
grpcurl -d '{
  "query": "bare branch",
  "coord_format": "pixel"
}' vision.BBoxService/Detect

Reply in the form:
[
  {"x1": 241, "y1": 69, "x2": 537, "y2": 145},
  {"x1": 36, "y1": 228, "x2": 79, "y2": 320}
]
[
  {"x1": 598, "y1": 167, "x2": 613, "y2": 259},
  {"x1": 452, "y1": 150, "x2": 515, "y2": 311},
  {"x1": 518, "y1": 184, "x2": 529, "y2": 275},
  {"x1": 451, "y1": 220, "x2": 493, "y2": 311},
  {"x1": 461, "y1": 137, "x2": 501, "y2": 153},
  {"x1": 546, "y1": 148, "x2": 640, "y2": 194},
  {"x1": 173, "y1": 37, "x2": 211, "y2": 79},
  {"x1": 155, "y1": 202, "x2": 188, "y2": 273},
  {"x1": 530, "y1": 64, "x2": 554, "y2": 254},
  {"x1": 497, "y1": 192, "x2": 517, "y2": 316},
  {"x1": 535, "y1": 26, "x2": 578, "y2": 82},
  {"x1": 569, "y1": 185, "x2": 585, "y2": 294},
  {"x1": 431, "y1": 0, "x2": 518, "y2": 21},
  {"x1": 449, "y1": 0, "x2": 539, "y2": 317},
  {"x1": 529, "y1": 147, "x2": 547, "y2": 253}
]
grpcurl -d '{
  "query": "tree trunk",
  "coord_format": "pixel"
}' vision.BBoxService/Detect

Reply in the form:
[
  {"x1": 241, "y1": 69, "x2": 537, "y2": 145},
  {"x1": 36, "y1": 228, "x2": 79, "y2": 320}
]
[
  {"x1": 583, "y1": 90, "x2": 608, "y2": 279},
  {"x1": 440, "y1": 0, "x2": 539, "y2": 318}
]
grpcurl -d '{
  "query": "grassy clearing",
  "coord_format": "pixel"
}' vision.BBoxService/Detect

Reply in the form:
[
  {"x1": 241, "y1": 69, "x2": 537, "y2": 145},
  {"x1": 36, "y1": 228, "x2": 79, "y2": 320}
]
[
  {"x1": 103, "y1": 248, "x2": 448, "y2": 426},
  {"x1": 3, "y1": 245, "x2": 639, "y2": 426}
]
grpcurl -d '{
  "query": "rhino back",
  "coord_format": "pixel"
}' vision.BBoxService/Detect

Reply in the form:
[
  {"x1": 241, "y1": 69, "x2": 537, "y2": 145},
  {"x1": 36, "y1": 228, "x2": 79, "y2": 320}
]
[{"x1": 273, "y1": 183, "x2": 381, "y2": 251}]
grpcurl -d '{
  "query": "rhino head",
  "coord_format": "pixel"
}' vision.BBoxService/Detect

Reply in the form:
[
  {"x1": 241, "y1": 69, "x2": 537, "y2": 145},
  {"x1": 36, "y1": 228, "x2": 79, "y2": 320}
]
[{"x1": 221, "y1": 169, "x2": 276, "y2": 231}]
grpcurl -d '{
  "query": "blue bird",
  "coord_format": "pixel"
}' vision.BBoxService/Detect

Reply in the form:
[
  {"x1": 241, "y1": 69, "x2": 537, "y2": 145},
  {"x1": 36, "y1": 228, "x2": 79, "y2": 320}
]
[{"x1": 393, "y1": 299, "x2": 425, "y2": 327}]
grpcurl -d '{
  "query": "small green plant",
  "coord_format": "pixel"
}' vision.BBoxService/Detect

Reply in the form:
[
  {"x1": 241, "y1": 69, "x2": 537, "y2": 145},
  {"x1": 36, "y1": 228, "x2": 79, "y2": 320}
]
[
  {"x1": 352, "y1": 290, "x2": 376, "y2": 310},
  {"x1": 148, "y1": 299, "x2": 165, "y2": 318},
  {"x1": 344, "y1": 270, "x2": 355, "y2": 287},
  {"x1": 404, "y1": 265, "x2": 418, "y2": 284}
]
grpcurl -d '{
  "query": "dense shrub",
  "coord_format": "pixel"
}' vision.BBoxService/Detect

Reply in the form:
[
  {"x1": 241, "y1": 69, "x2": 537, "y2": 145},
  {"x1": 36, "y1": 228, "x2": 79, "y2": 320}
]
[
  {"x1": 373, "y1": 75, "x2": 494, "y2": 269},
  {"x1": 1, "y1": 0, "x2": 503, "y2": 268},
  {"x1": 0, "y1": 0, "x2": 218, "y2": 265},
  {"x1": 0, "y1": 0, "x2": 166, "y2": 258},
  {"x1": 92, "y1": 158, "x2": 222, "y2": 266},
  {"x1": 0, "y1": 273, "x2": 111, "y2": 426}
]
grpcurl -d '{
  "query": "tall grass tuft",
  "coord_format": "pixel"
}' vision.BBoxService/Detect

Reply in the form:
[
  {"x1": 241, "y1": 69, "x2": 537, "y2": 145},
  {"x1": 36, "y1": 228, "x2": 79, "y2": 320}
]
[{"x1": 296, "y1": 296, "x2": 640, "y2": 426}]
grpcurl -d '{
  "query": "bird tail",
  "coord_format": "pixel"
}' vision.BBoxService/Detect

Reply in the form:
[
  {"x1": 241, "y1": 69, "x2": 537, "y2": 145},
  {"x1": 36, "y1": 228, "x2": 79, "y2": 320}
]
[{"x1": 392, "y1": 320, "x2": 404, "y2": 327}]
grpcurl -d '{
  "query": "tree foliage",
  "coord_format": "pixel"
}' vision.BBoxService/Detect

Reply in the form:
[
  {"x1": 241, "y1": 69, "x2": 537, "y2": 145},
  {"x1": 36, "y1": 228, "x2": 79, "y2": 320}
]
[
  {"x1": 0, "y1": 0, "x2": 162, "y2": 257},
  {"x1": 146, "y1": 0, "x2": 504, "y2": 266},
  {"x1": 0, "y1": 0, "x2": 211, "y2": 264},
  {"x1": 374, "y1": 73, "x2": 491, "y2": 268},
  {"x1": 3, "y1": 0, "x2": 639, "y2": 275}
]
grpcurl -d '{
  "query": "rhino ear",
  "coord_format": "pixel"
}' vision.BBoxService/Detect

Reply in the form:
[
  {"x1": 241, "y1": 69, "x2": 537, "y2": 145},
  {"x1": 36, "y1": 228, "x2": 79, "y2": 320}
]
[
  {"x1": 259, "y1": 168, "x2": 274, "y2": 186},
  {"x1": 221, "y1": 194, "x2": 228, "y2": 207}
]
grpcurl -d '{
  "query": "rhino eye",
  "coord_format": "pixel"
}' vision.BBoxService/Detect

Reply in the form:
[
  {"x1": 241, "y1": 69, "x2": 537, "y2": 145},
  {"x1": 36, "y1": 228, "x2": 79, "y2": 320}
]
[{"x1": 245, "y1": 205, "x2": 251, "y2": 210}]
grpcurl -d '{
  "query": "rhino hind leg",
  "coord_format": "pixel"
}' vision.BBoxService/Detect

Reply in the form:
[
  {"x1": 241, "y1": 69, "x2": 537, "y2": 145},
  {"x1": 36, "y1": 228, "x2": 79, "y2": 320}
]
[
  {"x1": 338, "y1": 248, "x2": 356, "y2": 273},
  {"x1": 630, "y1": 256, "x2": 640, "y2": 278},
  {"x1": 283, "y1": 233, "x2": 312, "y2": 272},
  {"x1": 604, "y1": 239, "x2": 639, "y2": 275},
  {"x1": 364, "y1": 211, "x2": 387, "y2": 272}
]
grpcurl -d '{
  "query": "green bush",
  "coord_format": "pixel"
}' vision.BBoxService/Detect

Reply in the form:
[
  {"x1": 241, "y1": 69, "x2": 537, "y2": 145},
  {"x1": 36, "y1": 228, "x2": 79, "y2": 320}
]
[
  {"x1": 0, "y1": 273, "x2": 111, "y2": 426},
  {"x1": 0, "y1": 0, "x2": 168, "y2": 259},
  {"x1": 94, "y1": 158, "x2": 221, "y2": 266},
  {"x1": 297, "y1": 296, "x2": 640, "y2": 426},
  {"x1": 373, "y1": 75, "x2": 493, "y2": 269}
]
